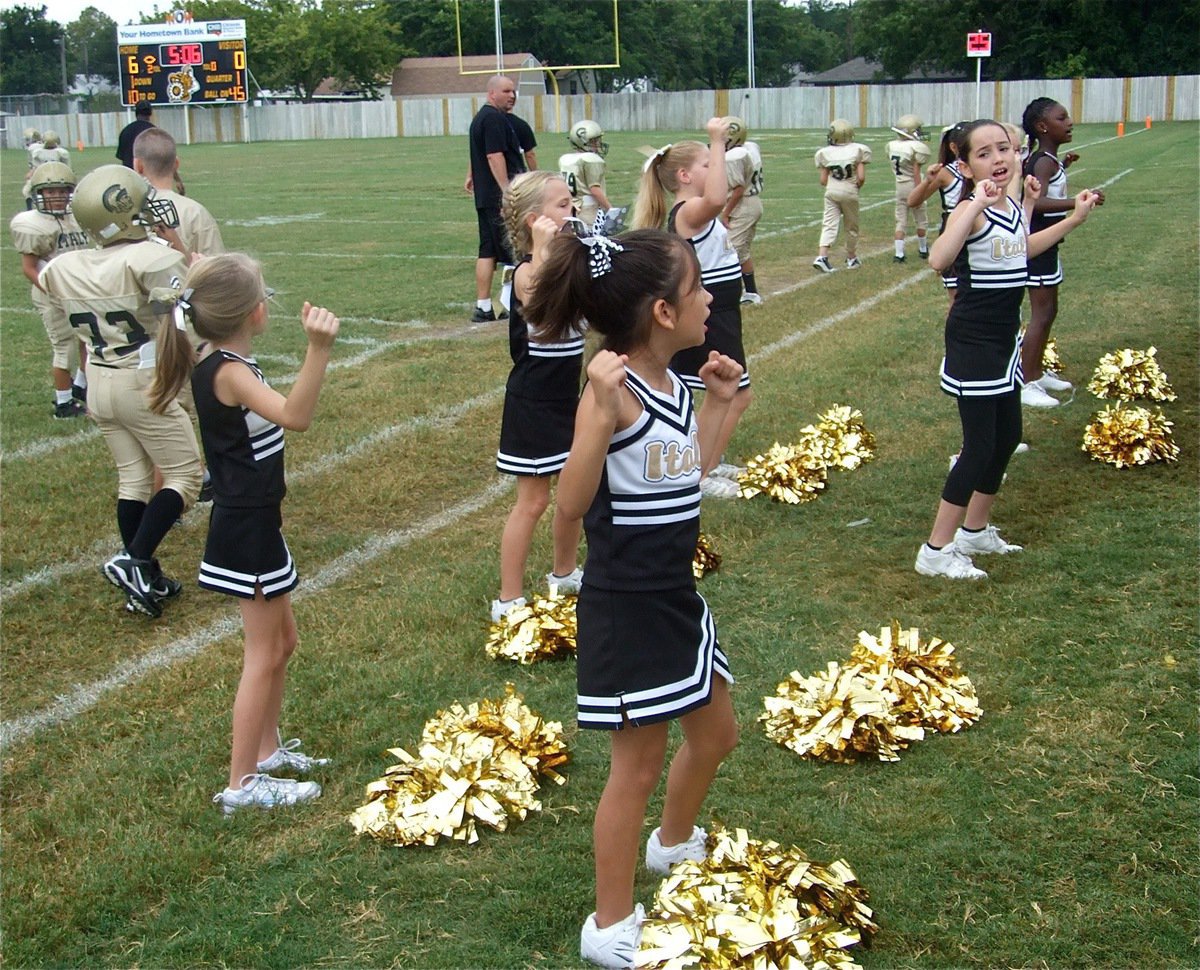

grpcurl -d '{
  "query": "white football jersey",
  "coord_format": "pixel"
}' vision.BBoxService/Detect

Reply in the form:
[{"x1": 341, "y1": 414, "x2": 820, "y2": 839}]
[
  {"x1": 886, "y1": 139, "x2": 931, "y2": 184},
  {"x1": 40, "y1": 240, "x2": 187, "y2": 369},
  {"x1": 558, "y1": 150, "x2": 607, "y2": 211},
  {"x1": 726, "y1": 141, "x2": 764, "y2": 197},
  {"x1": 10, "y1": 209, "x2": 90, "y2": 265},
  {"x1": 815, "y1": 142, "x2": 871, "y2": 186},
  {"x1": 160, "y1": 189, "x2": 225, "y2": 256}
]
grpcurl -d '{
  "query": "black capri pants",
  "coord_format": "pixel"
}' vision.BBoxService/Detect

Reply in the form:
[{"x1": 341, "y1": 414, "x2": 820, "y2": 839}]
[{"x1": 942, "y1": 390, "x2": 1022, "y2": 506}]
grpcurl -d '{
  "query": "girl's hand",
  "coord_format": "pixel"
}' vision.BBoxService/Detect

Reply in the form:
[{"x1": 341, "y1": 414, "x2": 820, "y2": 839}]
[
  {"x1": 1063, "y1": 151, "x2": 1080, "y2": 167},
  {"x1": 973, "y1": 179, "x2": 1002, "y2": 207},
  {"x1": 530, "y1": 214, "x2": 559, "y2": 249},
  {"x1": 301, "y1": 302, "x2": 339, "y2": 350},
  {"x1": 705, "y1": 116, "x2": 729, "y2": 143},
  {"x1": 586, "y1": 350, "x2": 629, "y2": 420},
  {"x1": 1090, "y1": 188, "x2": 1106, "y2": 206},
  {"x1": 1071, "y1": 189, "x2": 1100, "y2": 222},
  {"x1": 926, "y1": 162, "x2": 944, "y2": 180},
  {"x1": 1023, "y1": 174, "x2": 1043, "y2": 201},
  {"x1": 698, "y1": 351, "x2": 742, "y2": 402}
]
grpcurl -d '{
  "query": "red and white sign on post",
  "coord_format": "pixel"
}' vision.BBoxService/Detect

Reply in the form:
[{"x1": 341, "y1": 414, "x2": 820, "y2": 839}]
[{"x1": 967, "y1": 31, "x2": 992, "y2": 57}]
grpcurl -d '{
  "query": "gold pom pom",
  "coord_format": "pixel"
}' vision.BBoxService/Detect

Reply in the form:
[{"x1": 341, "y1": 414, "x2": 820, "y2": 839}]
[
  {"x1": 1041, "y1": 337, "x2": 1064, "y2": 376},
  {"x1": 737, "y1": 442, "x2": 828, "y2": 504},
  {"x1": 693, "y1": 533, "x2": 722, "y2": 580},
  {"x1": 760, "y1": 624, "x2": 981, "y2": 763},
  {"x1": 485, "y1": 593, "x2": 577, "y2": 664},
  {"x1": 1087, "y1": 347, "x2": 1177, "y2": 402},
  {"x1": 348, "y1": 685, "x2": 569, "y2": 846},
  {"x1": 806, "y1": 404, "x2": 877, "y2": 471},
  {"x1": 1082, "y1": 404, "x2": 1180, "y2": 468},
  {"x1": 638, "y1": 824, "x2": 877, "y2": 969}
]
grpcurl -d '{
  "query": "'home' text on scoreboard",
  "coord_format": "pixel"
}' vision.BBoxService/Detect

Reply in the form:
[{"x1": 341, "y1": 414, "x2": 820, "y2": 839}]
[{"x1": 117, "y1": 20, "x2": 248, "y2": 107}]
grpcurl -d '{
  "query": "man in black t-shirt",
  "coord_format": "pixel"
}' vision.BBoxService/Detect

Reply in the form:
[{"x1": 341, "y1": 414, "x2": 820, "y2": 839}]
[
  {"x1": 116, "y1": 103, "x2": 155, "y2": 169},
  {"x1": 464, "y1": 75, "x2": 537, "y2": 322}
]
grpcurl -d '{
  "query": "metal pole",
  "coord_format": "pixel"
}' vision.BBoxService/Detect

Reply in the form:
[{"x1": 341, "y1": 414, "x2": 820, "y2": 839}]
[
  {"x1": 747, "y1": 0, "x2": 756, "y2": 90},
  {"x1": 59, "y1": 35, "x2": 68, "y2": 94},
  {"x1": 494, "y1": 0, "x2": 503, "y2": 73},
  {"x1": 975, "y1": 57, "x2": 981, "y2": 118}
]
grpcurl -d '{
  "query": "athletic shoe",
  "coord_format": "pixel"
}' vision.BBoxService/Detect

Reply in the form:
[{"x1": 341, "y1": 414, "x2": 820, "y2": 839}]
[
  {"x1": 53, "y1": 399, "x2": 86, "y2": 419},
  {"x1": 709, "y1": 462, "x2": 745, "y2": 481},
  {"x1": 258, "y1": 738, "x2": 331, "y2": 774},
  {"x1": 954, "y1": 524, "x2": 1023, "y2": 555},
  {"x1": 846, "y1": 257, "x2": 862, "y2": 269},
  {"x1": 149, "y1": 558, "x2": 183, "y2": 600},
  {"x1": 546, "y1": 567, "x2": 583, "y2": 595},
  {"x1": 1021, "y1": 382, "x2": 1060, "y2": 408},
  {"x1": 918, "y1": 249, "x2": 929, "y2": 260},
  {"x1": 1013, "y1": 442, "x2": 1030, "y2": 455},
  {"x1": 646, "y1": 825, "x2": 707, "y2": 875},
  {"x1": 490, "y1": 596, "x2": 527, "y2": 624},
  {"x1": 699, "y1": 476, "x2": 740, "y2": 499},
  {"x1": 812, "y1": 256, "x2": 835, "y2": 273},
  {"x1": 71, "y1": 383, "x2": 87, "y2": 404},
  {"x1": 212, "y1": 772, "x2": 321, "y2": 816},
  {"x1": 739, "y1": 291, "x2": 763, "y2": 305},
  {"x1": 893, "y1": 254, "x2": 906, "y2": 263},
  {"x1": 914, "y1": 543, "x2": 987, "y2": 580},
  {"x1": 197, "y1": 470, "x2": 213, "y2": 503},
  {"x1": 1034, "y1": 370, "x2": 1073, "y2": 392},
  {"x1": 103, "y1": 552, "x2": 162, "y2": 618},
  {"x1": 470, "y1": 306, "x2": 496, "y2": 323},
  {"x1": 580, "y1": 903, "x2": 644, "y2": 969}
]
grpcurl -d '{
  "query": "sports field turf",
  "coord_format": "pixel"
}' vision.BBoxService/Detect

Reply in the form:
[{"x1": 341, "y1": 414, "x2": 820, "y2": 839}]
[{"x1": 2, "y1": 122, "x2": 1196, "y2": 967}]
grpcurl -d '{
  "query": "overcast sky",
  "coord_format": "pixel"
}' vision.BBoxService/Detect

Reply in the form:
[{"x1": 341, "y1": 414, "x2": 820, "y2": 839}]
[{"x1": 2, "y1": 0, "x2": 155, "y2": 26}]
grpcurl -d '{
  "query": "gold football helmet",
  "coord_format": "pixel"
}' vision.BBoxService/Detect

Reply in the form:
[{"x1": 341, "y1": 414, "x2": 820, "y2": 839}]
[
  {"x1": 723, "y1": 116, "x2": 748, "y2": 150},
  {"x1": 568, "y1": 119, "x2": 608, "y2": 156},
  {"x1": 828, "y1": 119, "x2": 855, "y2": 145},
  {"x1": 72, "y1": 164, "x2": 179, "y2": 245},
  {"x1": 29, "y1": 162, "x2": 76, "y2": 216},
  {"x1": 893, "y1": 114, "x2": 926, "y2": 140}
]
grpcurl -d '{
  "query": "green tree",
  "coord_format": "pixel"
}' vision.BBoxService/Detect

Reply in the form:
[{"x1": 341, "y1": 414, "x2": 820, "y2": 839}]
[
  {"x1": 1, "y1": 4, "x2": 64, "y2": 94},
  {"x1": 65, "y1": 7, "x2": 119, "y2": 85}
]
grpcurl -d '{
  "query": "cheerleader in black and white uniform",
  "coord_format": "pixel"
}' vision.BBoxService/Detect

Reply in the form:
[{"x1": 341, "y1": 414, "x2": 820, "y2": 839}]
[
  {"x1": 523, "y1": 228, "x2": 741, "y2": 968},
  {"x1": 916, "y1": 120, "x2": 1100, "y2": 581},
  {"x1": 908, "y1": 122, "x2": 968, "y2": 299}
]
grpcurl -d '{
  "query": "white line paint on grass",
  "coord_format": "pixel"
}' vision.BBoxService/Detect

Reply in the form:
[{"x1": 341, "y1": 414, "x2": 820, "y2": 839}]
[{"x1": 0, "y1": 479, "x2": 512, "y2": 753}]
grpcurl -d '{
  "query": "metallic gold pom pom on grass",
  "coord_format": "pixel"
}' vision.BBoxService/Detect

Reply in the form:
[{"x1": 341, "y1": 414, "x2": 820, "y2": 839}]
[
  {"x1": 1087, "y1": 346, "x2": 1177, "y2": 402},
  {"x1": 637, "y1": 824, "x2": 877, "y2": 969},
  {"x1": 805, "y1": 404, "x2": 877, "y2": 471},
  {"x1": 485, "y1": 594, "x2": 577, "y2": 664},
  {"x1": 693, "y1": 533, "x2": 722, "y2": 580},
  {"x1": 348, "y1": 685, "x2": 568, "y2": 847},
  {"x1": 1082, "y1": 404, "x2": 1180, "y2": 468},
  {"x1": 737, "y1": 443, "x2": 828, "y2": 504}
]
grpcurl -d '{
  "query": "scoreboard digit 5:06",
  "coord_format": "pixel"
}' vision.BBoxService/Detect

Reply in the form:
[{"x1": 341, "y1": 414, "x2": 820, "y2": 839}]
[{"x1": 117, "y1": 20, "x2": 248, "y2": 107}]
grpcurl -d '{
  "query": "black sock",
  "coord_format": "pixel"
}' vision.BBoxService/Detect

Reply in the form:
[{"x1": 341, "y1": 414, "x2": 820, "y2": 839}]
[
  {"x1": 116, "y1": 499, "x2": 147, "y2": 550},
  {"x1": 743, "y1": 272, "x2": 757, "y2": 293},
  {"x1": 127, "y1": 489, "x2": 184, "y2": 561}
]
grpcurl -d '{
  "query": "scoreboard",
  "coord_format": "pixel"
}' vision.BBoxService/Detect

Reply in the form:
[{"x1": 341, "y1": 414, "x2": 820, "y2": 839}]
[{"x1": 117, "y1": 20, "x2": 248, "y2": 107}]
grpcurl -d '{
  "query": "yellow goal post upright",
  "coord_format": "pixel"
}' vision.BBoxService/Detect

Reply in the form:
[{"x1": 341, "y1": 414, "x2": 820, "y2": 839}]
[{"x1": 453, "y1": 0, "x2": 620, "y2": 132}]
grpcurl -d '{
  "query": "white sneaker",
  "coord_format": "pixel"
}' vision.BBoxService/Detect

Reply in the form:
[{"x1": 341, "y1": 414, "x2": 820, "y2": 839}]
[
  {"x1": 213, "y1": 772, "x2": 321, "y2": 816},
  {"x1": 1034, "y1": 371, "x2": 1072, "y2": 392},
  {"x1": 580, "y1": 904, "x2": 644, "y2": 969},
  {"x1": 739, "y1": 290, "x2": 763, "y2": 305},
  {"x1": 489, "y1": 596, "x2": 526, "y2": 623},
  {"x1": 257, "y1": 738, "x2": 331, "y2": 774},
  {"x1": 1021, "y1": 382, "x2": 1060, "y2": 408},
  {"x1": 546, "y1": 567, "x2": 583, "y2": 595},
  {"x1": 1013, "y1": 442, "x2": 1030, "y2": 455},
  {"x1": 954, "y1": 524, "x2": 1023, "y2": 555},
  {"x1": 845, "y1": 257, "x2": 862, "y2": 269},
  {"x1": 709, "y1": 461, "x2": 745, "y2": 481},
  {"x1": 699, "y1": 475, "x2": 739, "y2": 499},
  {"x1": 812, "y1": 256, "x2": 835, "y2": 273},
  {"x1": 914, "y1": 543, "x2": 987, "y2": 580},
  {"x1": 646, "y1": 825, "x2": 707, "y2": 874}
]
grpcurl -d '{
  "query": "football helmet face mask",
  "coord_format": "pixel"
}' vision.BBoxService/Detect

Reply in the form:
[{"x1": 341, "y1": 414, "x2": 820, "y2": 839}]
[
  {"x1": 828, "y1": 119, "x2": 855, "y2": 145},
  {"x1": 723, "y1": 116, "x2": 748, "y2": 150},
  {"x1": 569, "y1": 119, "x2": 608, "y2": 156},
  {"x1": 893, "y1": 114, "x2": 926, "y2": 140},
  {"x1": 30, "y1": 162, "x2": 76, "y2": 216},
  {"x1": 72, "y1": 164, "x2": 179, "y2": 245}
]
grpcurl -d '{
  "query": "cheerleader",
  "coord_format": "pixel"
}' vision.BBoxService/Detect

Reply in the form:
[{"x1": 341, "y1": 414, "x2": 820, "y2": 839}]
[
  {"x1": 1019, "y1": 97, "x2": 1106, "y2": 408},
  {"x1": 633, "y1": 116, "x2": 752, "y2": 498},
  {"x1": 492, "y1": 171, "x2": 584, "y2": 622},
  {"x1": 151, "y1": 253, "x2": 338, "y2": 813},
  {"x1": 916, "y1": 121, "x2": 1099, "y2": 580},
  {"x1": 908, "y1": 122, "x2": 968, "y2": 297},
  {"x1": 523, "y1": 229, "x2": 741, "y2": 967}
]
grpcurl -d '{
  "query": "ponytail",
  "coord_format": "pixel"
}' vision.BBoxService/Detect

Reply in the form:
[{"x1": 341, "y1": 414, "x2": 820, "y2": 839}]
[
  {"x1": 630, "y1": 141, "x2": 707, "y2": 230},
  {"x1": 147, "y1": 286, "x2": 197, "y2": 413}
]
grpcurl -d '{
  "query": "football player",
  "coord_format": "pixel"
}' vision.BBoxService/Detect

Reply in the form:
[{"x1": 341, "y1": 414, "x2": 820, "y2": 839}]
[
  {"x1": 813, "y1": 120, "x2": 871, "y2": 272},
  {"x1": 23, "y1": 131, "x2": 70, "y2": 207},
  {"x1": 39, "y1": 165, "x2": 202, "y2": 618},
  {"x1": 719, "y1": 116, "x2": 766, "y2": 303},
  {"x1": 133, "y1": 126, "x2": 225, "y2": 257},
  {"x1": 10, "y1": 162, "x2": 92, "y2": 417},
  {"x1": 886, "y1": 114, "x2": 932, "y2": 263},
  {"x1": 558, "y1": 119, "x2": 613, "y2": 229}
]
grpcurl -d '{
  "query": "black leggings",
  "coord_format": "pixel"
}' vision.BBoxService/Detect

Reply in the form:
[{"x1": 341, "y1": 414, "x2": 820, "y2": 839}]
[{"x1": 942, "y1": 390, "x2": 1022, "y2": 507}]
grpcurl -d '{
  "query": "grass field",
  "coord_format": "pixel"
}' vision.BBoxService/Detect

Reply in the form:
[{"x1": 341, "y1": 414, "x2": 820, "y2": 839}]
[{"x1": 2, "y1": 121, "x2": 1197, "y2": 968}]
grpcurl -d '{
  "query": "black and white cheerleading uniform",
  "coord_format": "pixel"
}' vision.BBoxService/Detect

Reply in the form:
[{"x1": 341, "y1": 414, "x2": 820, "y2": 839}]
[
  {"x1": 192, "y1": 349, "x2": 298, "y2": 599},
  {"x1": 1023, "y1": 149, "x2": 1067, "y2": 287},
  {"x1": 939, "y1": 196, "x2": 1029, "y2": 398},
  {"x1": 575, "y1": 367, "x2": 732, "y2": 730},
  {"x1": 939, "y1": 165, "x2": 966, "y2": 289},
  {"x1": 667, "y1": 203, "x2": 750, "y2": 391},
  {"x1": 496, "y1": 258, "x2": 584, "y2": 477}
]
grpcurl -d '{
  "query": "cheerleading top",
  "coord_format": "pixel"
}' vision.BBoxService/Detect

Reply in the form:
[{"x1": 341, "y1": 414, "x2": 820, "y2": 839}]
[
  {"x1": 192, "y1": 349, "x2": 286, "y2": 507},
  {"x1": 506, "y1": 256, "x2": 585, "y2": 400},
  {"x1": 1023, "y1": 150, "x2": 1068, "y2": 233},
  {"x1": 667, "y1": 202, "x2": 742, "y2": 301},
  {"x1": 582, "y1": 366, "x2": 701, "y2": 592}
]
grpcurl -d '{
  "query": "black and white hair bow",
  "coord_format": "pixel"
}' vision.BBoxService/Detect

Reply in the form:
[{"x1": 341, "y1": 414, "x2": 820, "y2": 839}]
[
  {"x1": 174, "y1": 288, "x2": 195, "y2": 332},
  {"x1": 563, "y1": 214, "x2": 625, "y2": 279}
]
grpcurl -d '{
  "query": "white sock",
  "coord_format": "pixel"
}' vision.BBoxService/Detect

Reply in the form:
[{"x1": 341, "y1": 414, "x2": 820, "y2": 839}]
[
  {"x1": 55, "y1": 388, "x2": 72, "y2": 405},
  {"x1": 894, "y1": 239, "x2": 905, "y2": 257},
  {"x1": 476, "y1": 298, "x2": 492, "y2": 312},
  {"x1": 74, "y1": 369, "x2": 87, "y2": 388},
  {"x1": 918, "y1": 237, "x2": 928, "y2": 254}
]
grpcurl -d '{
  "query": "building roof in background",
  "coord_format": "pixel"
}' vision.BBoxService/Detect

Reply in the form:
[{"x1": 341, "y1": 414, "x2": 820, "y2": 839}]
[
  {"x1": 391, "y1": 54, "x2": 545, "y2": 98},
  {"x1": 807, "y1": 56, "x2": 964, "y2": 85}
]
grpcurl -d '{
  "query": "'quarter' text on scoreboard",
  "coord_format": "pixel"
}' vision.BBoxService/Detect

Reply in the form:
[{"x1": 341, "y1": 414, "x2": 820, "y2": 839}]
[{"x1": 117, "y1": 20, "x2": 249, "y2": 107}]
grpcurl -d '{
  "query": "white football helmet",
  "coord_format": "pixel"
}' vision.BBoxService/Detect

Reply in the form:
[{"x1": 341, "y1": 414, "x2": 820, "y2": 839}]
[
  {"x1": 30, "y1": 162, "x2": 76, "y2": 216},
  {"x1": 828, "y1": 119, "x2": 855, "y2": 145},
  {"x1": 72, "y1": 164, "x2": 179, "y2": 245},
  {"x1": 568, "y1": 119, "x2": 608, "y2": 156},
  {"x1": 892, "y1": 114, "x2": 926, "y2": 140},
  {"x1": 723, "y1": 116, "x2": 748, "y2": 150}
]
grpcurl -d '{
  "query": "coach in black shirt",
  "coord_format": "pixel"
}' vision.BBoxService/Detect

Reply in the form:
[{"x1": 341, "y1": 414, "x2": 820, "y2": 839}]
[{"x1": 116, "y1": 103, "x2": 154, "y2": 168}]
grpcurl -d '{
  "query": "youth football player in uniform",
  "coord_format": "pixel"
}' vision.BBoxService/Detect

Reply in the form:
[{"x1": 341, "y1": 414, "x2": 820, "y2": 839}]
[
  {"x1": 812, "y1": 120, "x2": 871, "y2": 272},
  {"x1": 719, "y1": 116, "x2": 765, "y2": 303},
  {"x1": 887, "y1": 114, "x2": 932, "y2": 262},
  {"x1": 558, "y1": 120, "x2": 612, "y2": 229},
  {"x1": 133, "y1": 126, "x2": 225, "y2": 257}
]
